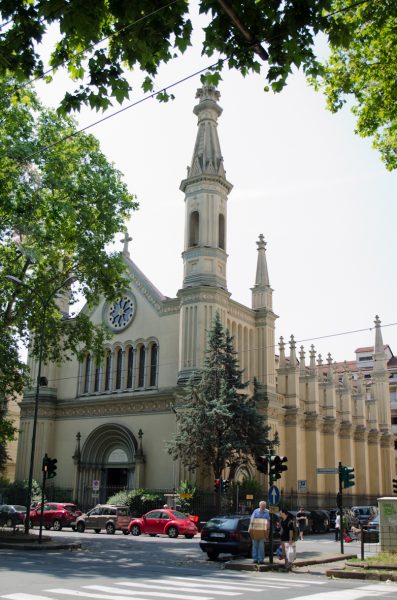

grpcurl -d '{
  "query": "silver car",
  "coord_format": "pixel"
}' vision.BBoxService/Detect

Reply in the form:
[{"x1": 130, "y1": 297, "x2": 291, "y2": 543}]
[{"x1": 73, "y1": 504, "x2": 130, "y2": 534}]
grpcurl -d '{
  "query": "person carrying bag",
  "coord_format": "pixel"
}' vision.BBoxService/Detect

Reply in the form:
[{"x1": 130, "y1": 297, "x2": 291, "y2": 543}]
[
  {"x1": 279, "y1": 507, "x2": 296, "y2": 570},
  {"x1": 248, "y1": 500, "x2": 270, "y2": 564}
]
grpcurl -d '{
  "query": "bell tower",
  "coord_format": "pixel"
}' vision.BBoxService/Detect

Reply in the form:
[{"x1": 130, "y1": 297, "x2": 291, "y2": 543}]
[
  {"x1": 177, "y1": 85, "x2": 232, "y2": 384},
  {"x1": 180, "y1": 84, "x2": 233, "y2": 290}
]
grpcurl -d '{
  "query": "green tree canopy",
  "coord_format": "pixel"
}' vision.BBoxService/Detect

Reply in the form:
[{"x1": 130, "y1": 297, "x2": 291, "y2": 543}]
[
  {"x1": 313, "y1": 0, "x2": 397, "y2": 170},
  {"x1": 0, "y1": 75, "x2": 138, "y2": 407},
  {"x1": 167, "y1": 313, "x2": 270, "y2": 486},
  {"x1": 1, "y1": 1, "x2": 395, "y2": 169},
  {"x1": 0, "y1": 0, "x2": 338, "y2": 112}
]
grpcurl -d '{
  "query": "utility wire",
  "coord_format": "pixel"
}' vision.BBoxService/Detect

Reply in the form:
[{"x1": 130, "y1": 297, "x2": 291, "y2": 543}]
[
  {"x1": 2, "y1": 0, "x2": 373, "y2": 102},
  {"x1": 0, "y1": 0, "x2": 180, "y2": 97}
]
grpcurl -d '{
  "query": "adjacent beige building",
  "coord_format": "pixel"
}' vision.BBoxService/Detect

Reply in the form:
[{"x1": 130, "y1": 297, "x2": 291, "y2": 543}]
[{"x1": 15, "y1": 85, "x2": 395, "y2": 507}]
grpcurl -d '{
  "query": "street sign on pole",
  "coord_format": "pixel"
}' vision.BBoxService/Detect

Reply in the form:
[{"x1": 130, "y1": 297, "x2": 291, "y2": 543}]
[
  {"x1": 268, "y1": 485, "x2": 280, "y2": 505},
  {"x1": 298, "y1": 479, "x2": 307, "y2": 491},
  {"x1": 316, "y1": 468, "x2": 339, "y2": 474}
]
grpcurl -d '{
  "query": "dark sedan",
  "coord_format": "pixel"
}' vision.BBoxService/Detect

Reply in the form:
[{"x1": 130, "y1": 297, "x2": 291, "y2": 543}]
[
  {"x1": 200, "y1": 514, "x2": 280, "y2": 560},
  {"x1": 0, "y1": 504, "x2": 26, "y2": 528}
]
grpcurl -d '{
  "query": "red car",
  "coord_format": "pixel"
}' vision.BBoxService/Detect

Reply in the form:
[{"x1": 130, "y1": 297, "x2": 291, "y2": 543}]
[
  {"x1": 128, "y1": 508, "x2": 198, "y2": 538},
  {"x1": 29, "y1": 502, "x2": 82, "y2": 531}
]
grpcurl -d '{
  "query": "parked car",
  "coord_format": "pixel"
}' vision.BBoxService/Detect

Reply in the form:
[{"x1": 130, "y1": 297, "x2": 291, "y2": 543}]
[
  {"x1": 128, "y1": 508, "x2": 198, "y2": 539},
  {"x1": 199, "y1": 514, "x2": 281, "y2": 560},
  {"x1": 308, "y1": 510, "x2": 330, "y2": 533},
  {"x1": 29, "y1": 502, "x2": 82, "y2": 531},
  {"x1": 364, "y1": 514, "x2": 380, "y2": 543},
  {"x1": 73, "y1": 504, "x2": 130, "y2": 534},
  {"x1": 351, "y1": 506, "x2": 378, "y2": 527},
  {"x1": 0, "y1": 504, "x2": 26, "y2": 528}
]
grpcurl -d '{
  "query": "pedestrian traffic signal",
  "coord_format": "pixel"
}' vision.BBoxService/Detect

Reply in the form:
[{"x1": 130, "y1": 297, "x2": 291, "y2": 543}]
[
  {"x1": 339, "y1": 465, "x2": 355, "y2": 489},
  {"x1": 214, "y1": 479, "x2": 220, "y2": 493},
  {"x1": 221, "y1": 479, "x2": 230, "y2": 492},
  {"x1": 393, "y1": 478, "x2": 397, "y2": 494},
  {"x1": 269, "y1": 455, "x2": 288, "y2": 482},
  {"x1": 256, "y1": 455, "x2": 268, "y2": 474},
  {"x1": 43, "y1": 455, "x2": 58, "y2": 479}
]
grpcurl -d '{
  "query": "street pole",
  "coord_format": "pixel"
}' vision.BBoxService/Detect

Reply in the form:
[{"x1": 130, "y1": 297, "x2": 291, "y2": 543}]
[
  {"x1": 338, "y1": 461, "x2": 344, "y2": 555},
  {"x1": 24, "y1": 303, "x2": 47, "y2": 534}
]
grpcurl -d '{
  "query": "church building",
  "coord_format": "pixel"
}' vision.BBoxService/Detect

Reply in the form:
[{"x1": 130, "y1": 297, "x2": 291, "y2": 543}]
[{"x1": 15, "y1": 85, "x2": 395, "y2": 507}]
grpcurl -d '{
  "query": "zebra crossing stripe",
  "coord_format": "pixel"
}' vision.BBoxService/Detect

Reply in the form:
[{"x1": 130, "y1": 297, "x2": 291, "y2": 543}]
[
  {"x1": 150, "y1": 580, "x2": 266, "y2": 591},
  {"x1": 2, "y1": 595, "x2": 53, "y2": 600},
  {"x1": 46, "y1": 589, "x2": 212, "y2": 600},
  {"x1": 116, "y1": 582, "x2": 254, "y2": 593},
  {"x1": 87, "y1": 584, "x2": 239, "y2": 596}
]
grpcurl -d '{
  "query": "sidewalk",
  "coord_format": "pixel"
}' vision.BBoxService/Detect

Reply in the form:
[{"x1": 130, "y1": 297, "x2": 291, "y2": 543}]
[{"x1": 225, "y1": 552, "x2": 356, "y2": 572}]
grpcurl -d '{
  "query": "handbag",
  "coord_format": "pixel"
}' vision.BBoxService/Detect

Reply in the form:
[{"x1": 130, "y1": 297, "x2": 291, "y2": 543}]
[{"x1": 285, "y1": 542, "x2": 296, "y2": 563}]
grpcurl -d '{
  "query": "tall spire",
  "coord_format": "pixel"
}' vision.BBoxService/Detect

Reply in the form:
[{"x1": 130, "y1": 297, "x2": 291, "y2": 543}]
[
  {"x1": 251, "y1": 234, "x2": 272, "y2": 309},
  {"x1": 181, "y1": 84, "x2": 230, "y2": 187},
  {"x1": 254, "y1": 234, "x2": 270, "y2": 286},
  {"x1": 180, "y1": 85, "x2": 232, "y2": 290}
]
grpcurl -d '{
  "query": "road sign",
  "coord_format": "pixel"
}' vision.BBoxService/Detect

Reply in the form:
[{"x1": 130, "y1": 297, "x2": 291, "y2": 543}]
[
  {"x1": 246, "y1": 494, "x2": 254, "y2": 500},
  {"x1": 316, "y1": 468, "x2": 339, "y2": 474},
  {"x1": 298, "y1": 479, "x2": 307, "y2": 491},
  {"x1": 92, "y1": 479, "x2": 100, "y2": 491},
  {"x1": 268, "y1": 485, "x2": 280, "y2": 505}
]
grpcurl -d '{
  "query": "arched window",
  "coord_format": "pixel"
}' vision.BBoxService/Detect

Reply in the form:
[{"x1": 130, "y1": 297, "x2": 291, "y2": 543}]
[
  {"x1": 83, "y1": 354, "x2": 91, "y2": 394},
  {"x1": 218, "y1": 213, "x2": 225, "y2": 249},
  {"x1": 126, "y1": 347, "x2": 134, "y2": 388},
  {"x1": 149, "y1": 343, "x2": 158, "y2": 387},
  {"x1": 189, "y1": 211, "x2": 199, "y2": 247},
  {"x1": 94, "y1": 363, "x2": 101, "y2": 392},
  {"x1": 104, "y1": 350, "x2": 112, "y2": 391},
  {"x1": 115, "y1": 348, "x2": 123, "y2": 390},
  {"x1": 138, "y1": 346, "x2": 146, "y2": 388}
]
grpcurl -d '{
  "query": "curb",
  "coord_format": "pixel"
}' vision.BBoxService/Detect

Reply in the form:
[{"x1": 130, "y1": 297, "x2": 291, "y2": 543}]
[
  {"x1": 326, "y1": 569, "x2": 397, "y2": 582},
  {"x1": 0, "y1": 539, "x2": 82, "y2": 551},
  {"x1": 225, "y1": 554, "x2": 357, "y2": 572}
]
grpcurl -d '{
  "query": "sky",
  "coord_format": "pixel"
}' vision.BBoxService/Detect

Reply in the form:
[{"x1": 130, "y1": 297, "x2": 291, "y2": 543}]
[{"x1": 33, "y1": 2, "x2": 397, "y2": 365}]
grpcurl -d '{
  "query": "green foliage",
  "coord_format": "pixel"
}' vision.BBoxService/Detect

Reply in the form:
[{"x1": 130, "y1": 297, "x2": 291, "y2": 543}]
[
  {"x1": 0, "y1": 1, "x2": 334, "y2": 114},
  {"x1": 0, "y1": 75, "x2": 138, "y2": 404},
  {"x1": 177, "y1": 480, "x2": 197, "y2": 513},
  {"x1": 232, "y1": 478, "x2": 262, "y2": 496},
  {"x1": 312, "y1": 1, "x2": 397, "y2": 170},
  {"x1": 167, "y1": 313, "x2": 270, "y2": 484},
  {"x1": 106, "y1": 488, "x2": 161, "y2": 516},
  {"x1": 0, "y1": 2, "x2": 394, "y2": 167},
  {"x1": 3, "y1": 479, "x2": 43, "y2": 506}
]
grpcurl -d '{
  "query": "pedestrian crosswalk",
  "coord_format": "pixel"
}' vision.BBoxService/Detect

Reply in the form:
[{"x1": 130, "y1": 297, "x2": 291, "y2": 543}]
[
  {"x1": 1, "y1": 573, "x2": 324, "y2": 600},
  {"x1": 1, "y1": 575, "x2": 396, "y2": 600}
]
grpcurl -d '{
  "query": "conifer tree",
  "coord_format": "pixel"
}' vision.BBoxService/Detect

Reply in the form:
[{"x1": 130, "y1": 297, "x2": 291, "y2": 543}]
[{"x1": 167, "y1": 313, "x2": 270, "y2": 505}]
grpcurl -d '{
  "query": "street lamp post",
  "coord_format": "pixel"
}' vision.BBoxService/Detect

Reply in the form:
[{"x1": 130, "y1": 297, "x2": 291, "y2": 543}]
[{"x1": 6, "y1": 275, "x2": 75, "y2": 534}]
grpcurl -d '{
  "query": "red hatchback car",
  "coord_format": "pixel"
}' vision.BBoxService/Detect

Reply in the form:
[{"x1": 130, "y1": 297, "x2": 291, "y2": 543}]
[
  {"x1": 128, "y1": 508, "x2": 198, "y2": 538},
  {"x1": 30, "y1": 502, "x2": 82, "y2": 531}
]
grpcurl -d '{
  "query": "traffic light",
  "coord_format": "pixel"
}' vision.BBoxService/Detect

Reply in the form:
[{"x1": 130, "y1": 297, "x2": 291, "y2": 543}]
[
  {"x1": 221, "y1": 479, "x2": 230, "y2": 492},
  {"x1": 42, "y1": 455, "x2": 58, "y2": 479},
  {"x1": 47, "y1": 458, "x2": 58, "y2": 479},
  {"x1": 339, "y1": 465, "x2": 355, "y2": 489},
  {"x1": 393, "y1": 478, "x2": 397, "y2": 494},
  {"x1": 256, "y1": 455, "x2": 268, "y2": 474},
  {"x1": 214, "y1": 479, "x2": 220, "y2": 493},
  {"x1": 269, "y1": 455, "x2": 288, "y2": 482}
]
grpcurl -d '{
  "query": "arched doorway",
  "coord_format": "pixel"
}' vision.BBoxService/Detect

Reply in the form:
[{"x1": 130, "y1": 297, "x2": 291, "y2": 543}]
[{"x1": 78, "y1": 424, "x2": 138, "y2": 507}]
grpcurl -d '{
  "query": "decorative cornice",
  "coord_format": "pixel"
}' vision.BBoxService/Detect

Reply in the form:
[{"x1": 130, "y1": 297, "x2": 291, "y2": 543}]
[
  {"x1": 367, "y1": 430, "x2": 380, "y2": 444},
  {"x1": 353, "y1": 426, "x2": 367, "y2": 442},
  {"x1": 304, "y1": 413, "x2": 319, "y2": 431},
  {"x1": 20, "y1": 389, "x2": 179, "y2": 421},
  {"x1": 321, "y1": 417, "x2": 336, "y2": 435}
]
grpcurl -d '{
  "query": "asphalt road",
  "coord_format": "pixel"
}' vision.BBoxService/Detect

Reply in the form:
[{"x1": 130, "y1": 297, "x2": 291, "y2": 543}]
[{"x1": 0, "y1": 531, "x2": 396, "y2": 600}]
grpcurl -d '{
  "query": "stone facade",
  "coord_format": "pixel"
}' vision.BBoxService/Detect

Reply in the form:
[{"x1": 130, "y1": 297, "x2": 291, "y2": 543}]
[{"x1": 15, "y1": 85, "x2": 395, "y2": 506}]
